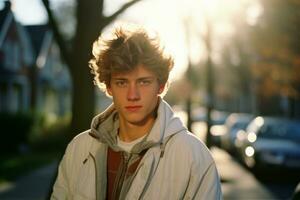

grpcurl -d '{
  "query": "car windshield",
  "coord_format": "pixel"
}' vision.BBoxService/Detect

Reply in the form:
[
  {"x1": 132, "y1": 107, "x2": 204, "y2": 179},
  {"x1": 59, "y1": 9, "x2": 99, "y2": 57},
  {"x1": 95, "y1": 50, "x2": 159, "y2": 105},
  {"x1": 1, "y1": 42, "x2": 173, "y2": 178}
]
[
  {"x1": 258, "y1": 122, "x2": 300, "y2": 142},
  {"x1": 232, "y1": 122, "x2": 248, "y2": 130}
]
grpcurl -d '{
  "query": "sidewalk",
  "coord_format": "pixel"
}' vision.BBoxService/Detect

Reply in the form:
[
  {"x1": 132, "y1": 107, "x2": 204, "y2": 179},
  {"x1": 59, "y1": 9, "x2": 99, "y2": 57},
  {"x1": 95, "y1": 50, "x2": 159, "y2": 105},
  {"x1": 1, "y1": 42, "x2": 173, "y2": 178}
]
[
  {"x1": 0, "y1": 161, "x2": 58, "y2": 200},
  {"x1": 192, "y1": 122, "x2": 276, "y2": 199},
  {"x1": 212, "y1": 147, "x2": 276, "y2": 200}
]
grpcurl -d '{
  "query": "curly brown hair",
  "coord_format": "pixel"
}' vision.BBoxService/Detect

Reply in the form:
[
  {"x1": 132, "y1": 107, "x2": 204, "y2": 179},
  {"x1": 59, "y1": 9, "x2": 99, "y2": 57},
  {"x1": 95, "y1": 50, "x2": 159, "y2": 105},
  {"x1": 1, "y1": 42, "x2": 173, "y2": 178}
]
[{"x1": 89, "y1": 25, "x2": 174, "y2": 94}]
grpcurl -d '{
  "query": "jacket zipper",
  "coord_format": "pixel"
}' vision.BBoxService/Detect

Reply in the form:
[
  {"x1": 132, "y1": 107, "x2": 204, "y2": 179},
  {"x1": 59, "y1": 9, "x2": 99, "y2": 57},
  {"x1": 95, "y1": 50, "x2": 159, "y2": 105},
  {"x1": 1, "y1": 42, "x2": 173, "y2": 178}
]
[
  {"x1": 113, "y1": 152, "x2": 131, "y2": 199},
  {"x1": 88, "y1": 153, "x2": 99, "y2": 200}
]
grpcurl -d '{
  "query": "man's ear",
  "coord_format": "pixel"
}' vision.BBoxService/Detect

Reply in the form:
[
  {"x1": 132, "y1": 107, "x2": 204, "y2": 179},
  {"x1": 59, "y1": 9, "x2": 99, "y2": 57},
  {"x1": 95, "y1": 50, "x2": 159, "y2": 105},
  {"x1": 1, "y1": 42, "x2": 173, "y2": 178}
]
[
  {"x1": 158, "y1": 84, "x2": 165, "y2": 94},
  {"x1": 107, "y1": 86, "x2": 112, "y2": 96}
]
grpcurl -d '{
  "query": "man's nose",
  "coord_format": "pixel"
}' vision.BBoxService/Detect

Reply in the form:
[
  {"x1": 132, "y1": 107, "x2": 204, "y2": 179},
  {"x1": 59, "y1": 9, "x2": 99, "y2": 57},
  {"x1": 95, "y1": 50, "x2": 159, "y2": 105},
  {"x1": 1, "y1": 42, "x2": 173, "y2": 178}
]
[{"x1": 127, "y1": 84, "x2": 140, "y2": 101}]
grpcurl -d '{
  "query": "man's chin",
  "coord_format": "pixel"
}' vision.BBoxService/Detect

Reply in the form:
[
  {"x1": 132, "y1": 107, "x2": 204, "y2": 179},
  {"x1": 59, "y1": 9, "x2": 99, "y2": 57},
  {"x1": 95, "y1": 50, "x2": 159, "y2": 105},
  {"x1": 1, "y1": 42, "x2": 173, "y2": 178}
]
[
  {"x1": 127, "y1": 119, "x2": 147, "y2": 126},
  {"x1": 126, "y1": 116, "x2": 153, "y2": 127}
]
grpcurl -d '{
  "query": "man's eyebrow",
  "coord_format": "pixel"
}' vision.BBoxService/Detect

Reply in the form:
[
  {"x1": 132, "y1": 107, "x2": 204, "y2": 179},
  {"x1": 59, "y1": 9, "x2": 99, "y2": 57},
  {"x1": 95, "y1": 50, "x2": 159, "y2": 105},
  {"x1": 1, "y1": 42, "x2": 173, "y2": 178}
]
[
  {"x1": 112, "y1": 76, "x2": 155, "y2": 80},
  {"x1": 111, "y1": 77, "x2": 128, "y2": 80},
  {"x1": 137, "y1": 76, "x2": 155, "y2": 80}
]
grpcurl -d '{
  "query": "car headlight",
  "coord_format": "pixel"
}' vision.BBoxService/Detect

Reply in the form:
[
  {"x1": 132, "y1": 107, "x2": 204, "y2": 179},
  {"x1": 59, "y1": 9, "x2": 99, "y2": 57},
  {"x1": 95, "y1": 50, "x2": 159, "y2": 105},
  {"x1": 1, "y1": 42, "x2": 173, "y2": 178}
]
[
  {"x1": 245, "y1": 146, "x2": 255, "y2": 157},
  {"x1": 247, "y1": 132, "x2": 257, "y2": 143}
]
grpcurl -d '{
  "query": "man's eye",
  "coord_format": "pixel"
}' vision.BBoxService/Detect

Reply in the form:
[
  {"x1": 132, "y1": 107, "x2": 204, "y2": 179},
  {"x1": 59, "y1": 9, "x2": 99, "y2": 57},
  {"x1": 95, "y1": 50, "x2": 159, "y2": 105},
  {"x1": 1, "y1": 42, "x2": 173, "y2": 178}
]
[
  {"x1": 139, "y1": 80, "x2": 152, "y2": 86},
  {"x1": 115, "y1": 81, "x2": 127, "y2": 87}
]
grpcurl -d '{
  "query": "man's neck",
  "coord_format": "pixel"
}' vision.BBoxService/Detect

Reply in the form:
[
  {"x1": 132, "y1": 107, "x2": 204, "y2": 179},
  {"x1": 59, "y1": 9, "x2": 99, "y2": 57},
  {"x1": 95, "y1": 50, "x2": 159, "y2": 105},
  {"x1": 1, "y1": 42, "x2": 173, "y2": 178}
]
[{"x1": 118, "y1": 116, "x2": 156, "y2": 142}]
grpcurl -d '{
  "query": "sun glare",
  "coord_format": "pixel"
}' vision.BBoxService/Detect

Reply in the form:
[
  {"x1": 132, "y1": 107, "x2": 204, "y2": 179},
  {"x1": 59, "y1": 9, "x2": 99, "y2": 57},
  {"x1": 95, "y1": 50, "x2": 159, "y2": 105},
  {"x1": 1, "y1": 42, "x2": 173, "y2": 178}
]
[
  {"x1": 201, "y1": 0, "x2": 219, "y2": 18},
  {"x1": 246, "y1": 1, "x2": 264, "y2": 26},
  {"x1": 104, "y1": 0, "x2": 258, "y2": 80},
  {"x1": 10, "y1": 0, "x2": 259, "y2": 80}
]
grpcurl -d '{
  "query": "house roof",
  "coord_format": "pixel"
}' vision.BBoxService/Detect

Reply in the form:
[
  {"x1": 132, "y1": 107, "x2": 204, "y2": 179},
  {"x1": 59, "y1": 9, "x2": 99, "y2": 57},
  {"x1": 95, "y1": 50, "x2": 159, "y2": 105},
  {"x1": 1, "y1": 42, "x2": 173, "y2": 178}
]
[
  {"x1": 0, "y1": 1, "x2": 10, "y2": 30},
  {"x1": 0, "y1": 1, "x2": 13, "y2": 47},
  {"x1": 0, "y1": 1, "x2": 34, "y2": 65},
  {"x1": 25, "y1": 25, "x2": 50, "y2": 57}
]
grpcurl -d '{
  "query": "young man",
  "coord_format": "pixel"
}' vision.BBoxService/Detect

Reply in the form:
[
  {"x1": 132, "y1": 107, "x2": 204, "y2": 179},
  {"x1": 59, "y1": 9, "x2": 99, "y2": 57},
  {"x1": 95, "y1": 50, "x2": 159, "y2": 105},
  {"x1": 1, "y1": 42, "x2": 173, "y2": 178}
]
[{"x1": 51, "y1": 25, "x2": 222, "y2": 200}]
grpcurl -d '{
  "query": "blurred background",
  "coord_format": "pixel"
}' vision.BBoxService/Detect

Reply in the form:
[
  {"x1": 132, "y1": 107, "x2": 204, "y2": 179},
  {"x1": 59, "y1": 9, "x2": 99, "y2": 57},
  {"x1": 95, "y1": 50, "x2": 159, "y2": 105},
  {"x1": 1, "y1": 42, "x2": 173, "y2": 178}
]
[{"x1": 0, "y1": 0, "x2": 300, "y2": 199}]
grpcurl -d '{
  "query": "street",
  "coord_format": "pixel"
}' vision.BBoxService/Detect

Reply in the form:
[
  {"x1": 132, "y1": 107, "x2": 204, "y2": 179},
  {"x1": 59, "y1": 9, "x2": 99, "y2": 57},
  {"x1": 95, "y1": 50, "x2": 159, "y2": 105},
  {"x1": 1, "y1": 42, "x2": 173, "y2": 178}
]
[
  {"x1": 193, "y1": 121, "x2": 299, "y2": 200},
  {"x1": 213, "y1": 147, "x2": 298, "y2": 199}
]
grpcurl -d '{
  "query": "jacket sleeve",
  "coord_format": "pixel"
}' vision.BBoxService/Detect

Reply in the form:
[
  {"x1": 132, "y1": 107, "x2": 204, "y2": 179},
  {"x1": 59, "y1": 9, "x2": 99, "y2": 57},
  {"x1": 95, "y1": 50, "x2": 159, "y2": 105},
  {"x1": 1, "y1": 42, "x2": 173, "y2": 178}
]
[
  {"x1": 192, "y1": 162, "x2": 222, "y2": 200},
  {"x1": 50, "y1": 143, "x2": 72, "y2": 200},
  {"x1": 183, "y1": 140, "x2": 222, "y2": 200}
]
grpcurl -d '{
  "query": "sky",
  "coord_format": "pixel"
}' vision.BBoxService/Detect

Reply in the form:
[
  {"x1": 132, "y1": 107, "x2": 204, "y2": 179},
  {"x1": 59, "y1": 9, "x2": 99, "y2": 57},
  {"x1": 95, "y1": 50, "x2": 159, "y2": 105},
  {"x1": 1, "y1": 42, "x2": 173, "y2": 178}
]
[
  {"x1": 10, "y1": 0, "x2": 47, "y2": 24},
  {"x1": 5, "y1": 0, "x2": 189, "y2": 80},
  {"x1": 4, "y1": 0, "x2": 260, "y2": 80}
]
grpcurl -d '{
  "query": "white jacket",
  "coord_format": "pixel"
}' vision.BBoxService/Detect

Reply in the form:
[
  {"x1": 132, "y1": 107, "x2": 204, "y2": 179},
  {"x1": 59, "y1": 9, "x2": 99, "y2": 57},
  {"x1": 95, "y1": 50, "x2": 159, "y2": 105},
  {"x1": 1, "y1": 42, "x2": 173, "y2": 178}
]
[{"x1": 51, "y1": 99, "x2": 222, "y2": 200}]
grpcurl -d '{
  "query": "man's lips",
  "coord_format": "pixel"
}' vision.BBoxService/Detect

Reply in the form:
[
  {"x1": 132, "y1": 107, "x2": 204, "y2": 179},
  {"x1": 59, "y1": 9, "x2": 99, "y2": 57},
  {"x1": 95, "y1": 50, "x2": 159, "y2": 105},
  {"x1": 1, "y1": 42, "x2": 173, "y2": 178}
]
[{"x1": 125, "y1": 105, "x2": 142, "y2": 112}]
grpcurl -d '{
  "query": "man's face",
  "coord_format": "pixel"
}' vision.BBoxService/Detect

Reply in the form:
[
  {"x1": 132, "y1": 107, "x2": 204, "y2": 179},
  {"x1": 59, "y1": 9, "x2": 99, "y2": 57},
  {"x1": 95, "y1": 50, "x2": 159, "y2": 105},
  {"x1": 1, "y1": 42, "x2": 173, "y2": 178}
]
[{"x1": 107, "y1": 65, "x2": 165, "y2": 126}]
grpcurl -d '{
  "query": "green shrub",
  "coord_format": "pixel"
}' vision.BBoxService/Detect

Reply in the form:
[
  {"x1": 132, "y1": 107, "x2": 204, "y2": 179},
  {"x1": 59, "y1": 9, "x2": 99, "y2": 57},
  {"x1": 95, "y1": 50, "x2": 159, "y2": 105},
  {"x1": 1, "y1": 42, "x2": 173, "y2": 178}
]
[
  {"x1": 0, "y1": 112, "x2": 34, "y2": 154},
  {"x1": 29, "y1": 115, "x2": 71, "y2": 153}
]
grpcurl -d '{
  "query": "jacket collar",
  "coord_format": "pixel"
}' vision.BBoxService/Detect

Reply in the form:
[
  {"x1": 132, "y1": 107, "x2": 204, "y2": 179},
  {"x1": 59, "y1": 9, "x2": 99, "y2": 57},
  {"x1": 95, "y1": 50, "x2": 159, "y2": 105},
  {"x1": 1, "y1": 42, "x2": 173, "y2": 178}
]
[{"x1": 88, "y1": 98, "x2": 187, "y2": 154}]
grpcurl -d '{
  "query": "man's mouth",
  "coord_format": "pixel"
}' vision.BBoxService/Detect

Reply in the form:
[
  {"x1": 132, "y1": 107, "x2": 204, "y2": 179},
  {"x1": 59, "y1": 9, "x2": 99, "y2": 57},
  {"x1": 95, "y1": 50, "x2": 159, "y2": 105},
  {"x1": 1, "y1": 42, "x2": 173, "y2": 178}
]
[{"x1": 125, "y1": 106, "x2": 142, "y2": 112}]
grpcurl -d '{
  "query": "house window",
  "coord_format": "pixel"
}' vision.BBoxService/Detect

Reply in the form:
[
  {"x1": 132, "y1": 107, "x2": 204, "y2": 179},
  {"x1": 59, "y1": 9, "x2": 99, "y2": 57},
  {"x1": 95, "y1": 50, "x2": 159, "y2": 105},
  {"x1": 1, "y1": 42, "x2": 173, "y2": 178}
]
[
  {"x1": 0, "y1": 50, "x2": 4, "y2": 67},
  {"x1": 0, "y1": 83, "x2": 23, "y2": 113},
  {"x1": 0, "y1": 83, "x2": 8, "y2": 112},
  {"x1": 3, "y1": 40, "x2": 21, "y2": 71},
  {"x1": 3, "y1": 40, "x2": 13, "y2": 70},
  {"x1": 13, "y1": 43, "x2": 20, "y2": 70},
  {"x1": 11, "y1": 83, "x2": 22, "y2": 112}
]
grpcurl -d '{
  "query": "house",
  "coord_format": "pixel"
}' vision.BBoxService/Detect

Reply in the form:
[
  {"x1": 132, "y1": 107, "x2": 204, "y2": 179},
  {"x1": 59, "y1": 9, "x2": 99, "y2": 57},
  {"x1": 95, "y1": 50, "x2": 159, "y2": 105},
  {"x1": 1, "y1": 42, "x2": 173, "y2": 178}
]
[
  {"x1": 0, "y1": 1, "x2": 34, "y2": 113},
  {"x1": 26, "y1": 24, "x2": 72, "y2": 118},
  {"x1": 0, "y1": 1, "x2": 71, "y2": 119}
]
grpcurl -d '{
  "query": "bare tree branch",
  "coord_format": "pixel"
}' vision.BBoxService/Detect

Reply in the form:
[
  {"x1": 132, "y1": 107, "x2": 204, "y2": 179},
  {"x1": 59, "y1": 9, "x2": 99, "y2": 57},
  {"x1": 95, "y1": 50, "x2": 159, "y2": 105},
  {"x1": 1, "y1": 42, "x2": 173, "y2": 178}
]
[
  {"x1": 104, "y1": 0, "x2": 142, "y2": 24},
  {"x1": 41, "y1": 0, "x2": 144, "y2": 133},
  {"x1": 41, "y1": 0, "x2": 71, "y2": 67}
]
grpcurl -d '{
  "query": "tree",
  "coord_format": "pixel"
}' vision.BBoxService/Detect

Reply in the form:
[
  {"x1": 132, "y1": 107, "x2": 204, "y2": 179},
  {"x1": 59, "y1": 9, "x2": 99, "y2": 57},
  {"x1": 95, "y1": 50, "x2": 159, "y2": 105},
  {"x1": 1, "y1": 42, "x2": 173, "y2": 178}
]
[
  {"x1": 42, "y1": 0, "x2": 142, "y2": 135},
  {"x1": 248, "y1": 0, "x2": 300, "y2": 117}
]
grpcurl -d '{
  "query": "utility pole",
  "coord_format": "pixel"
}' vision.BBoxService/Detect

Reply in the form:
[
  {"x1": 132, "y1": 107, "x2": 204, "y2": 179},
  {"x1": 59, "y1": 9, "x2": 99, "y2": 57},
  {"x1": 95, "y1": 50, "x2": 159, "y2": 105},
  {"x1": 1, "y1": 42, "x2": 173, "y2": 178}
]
[
  {"x1": 204, "y1": 20, "x2": 214, "y2": 148},
  {"x1": 184, "y1": 18, "x2": 193, "y2": 132},
  {"x1": 186, "y1": 64, "x2": 193, "y2": 131}
]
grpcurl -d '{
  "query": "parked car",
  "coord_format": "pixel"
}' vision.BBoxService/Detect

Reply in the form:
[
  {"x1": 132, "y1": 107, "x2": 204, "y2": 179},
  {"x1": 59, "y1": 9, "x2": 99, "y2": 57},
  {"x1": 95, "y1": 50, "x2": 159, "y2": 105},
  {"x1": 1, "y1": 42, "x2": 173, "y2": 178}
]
[
  {"x1": 210, "y1": 123, "x2": 227, "y2": 147},
  {"x1": 203, "y1": 111, "x2": 229, "y2": 147},
  {"x1": 192, "y1": 108, "x2": 229, "y2": 125},
  {"x1": 209, "y1": 113, "x2": 253, "y2": 150},
  {"x1": 235, "y1": 116, "x2": 300, "y2": 171},
  {"x1": 220, "y1": 113, "x2": 254, "y2": 153}
]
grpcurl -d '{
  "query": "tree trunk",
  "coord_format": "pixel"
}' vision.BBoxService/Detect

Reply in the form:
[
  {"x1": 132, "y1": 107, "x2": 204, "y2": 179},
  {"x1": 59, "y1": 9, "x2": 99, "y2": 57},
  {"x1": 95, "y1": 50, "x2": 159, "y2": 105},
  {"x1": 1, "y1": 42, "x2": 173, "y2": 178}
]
[
  {"x1": 69, "y1": 0, "x2": 103, "y2": 134},
  {"x1": 42, "y1": 0, "x2": 142, "y2": 135}
]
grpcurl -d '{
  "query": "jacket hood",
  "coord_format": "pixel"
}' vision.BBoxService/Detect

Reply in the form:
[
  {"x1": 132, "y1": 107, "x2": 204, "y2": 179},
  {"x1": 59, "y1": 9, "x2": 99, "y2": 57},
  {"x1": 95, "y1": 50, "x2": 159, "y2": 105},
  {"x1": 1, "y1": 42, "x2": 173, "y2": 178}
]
[{"x1": 89, "y1": 98, "x2": 187, "y2": 154}]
